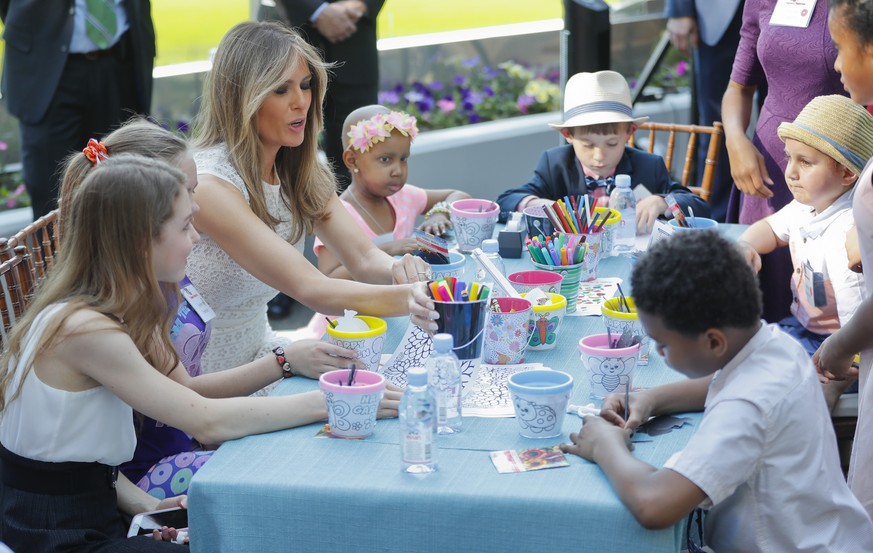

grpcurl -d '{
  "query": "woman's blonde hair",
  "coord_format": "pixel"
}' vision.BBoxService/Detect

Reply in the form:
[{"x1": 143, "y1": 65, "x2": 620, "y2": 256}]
[
  {"x1": 58, "y1": 117, "x2": 190, "y2": 235},
  {"x1": 0, "y1": 155, "x2": 186, "y2": 411},
  {"x1": 193, "y1": 21, "x2": 336, "y2": 244}
]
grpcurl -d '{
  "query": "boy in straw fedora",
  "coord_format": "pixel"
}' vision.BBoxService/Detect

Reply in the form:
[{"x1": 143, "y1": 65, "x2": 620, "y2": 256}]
[
  {"x1": 736, "y1": 95, "x2": 873, "y2": 406},
  {"x1": 496, "y1": 70, "x2": 710, "y2": 232}
]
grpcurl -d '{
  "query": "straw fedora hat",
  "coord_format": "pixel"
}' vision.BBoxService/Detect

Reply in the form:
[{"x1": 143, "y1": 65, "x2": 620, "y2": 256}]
[
  {"x1": 777, "y1": 94, "x2": 873, "y2": 175},
  {"x1": 550, "y1": 71, "x2": 649, "y2": 129}
]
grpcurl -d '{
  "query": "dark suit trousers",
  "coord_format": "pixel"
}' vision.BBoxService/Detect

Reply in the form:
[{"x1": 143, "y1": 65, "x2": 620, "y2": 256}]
[
  {"x1": 692, "y1": 3, "x2": 743, "y2": 223},
  {"x1": 19, "y1": 35, "x2": 139, "y2": 219}
]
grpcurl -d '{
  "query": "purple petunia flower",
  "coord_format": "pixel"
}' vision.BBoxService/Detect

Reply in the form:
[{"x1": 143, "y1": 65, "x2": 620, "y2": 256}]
[
  {"x1": 452, "y1": 75, "x2": 467, "y2": 86},
  {"x1": 517, "y1": 94, "x2": 536, "y2": 114},
  {"x1": 676, "y1": 60, "x2": 688, "y2": 77},
  {"x1": 428, "y1": 81, "x2": 445, "y2": 91},
  {"x1": 468, "y1": 113, "x2": 481, "y2": 124},
  {"x1": 483, "y1": 85, "x2": 495, "y2": 97},
  {"x1": 466, "y1": 91, "x2": 484, "y2": 105},
  {"x1": 462, "y1": 100, "x2": 475, "y2": 111},
  {"x1": 462, "y1": 57, "x2": 480, "y2": 68},
  {"x1": 416, "y1": 97, "x2": 435, "y2": 113},
  {"x1": 176, "y1": 120, "x2": 189, "y2": 134},
  {"x1": 483, "y1": 65, "x2": 498, "y2": 80},
  {"x1": 0, "y1": 141, "x2": 8, "y2": 152}
]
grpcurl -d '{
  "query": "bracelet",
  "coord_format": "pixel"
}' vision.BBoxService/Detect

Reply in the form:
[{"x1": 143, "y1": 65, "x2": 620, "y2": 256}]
[
  {"x1": 424, "y1": 201, "x2": 450, "y2": 219},
  {"x1": 272, "y1": 346, "x2": 293, "y2": 378}
]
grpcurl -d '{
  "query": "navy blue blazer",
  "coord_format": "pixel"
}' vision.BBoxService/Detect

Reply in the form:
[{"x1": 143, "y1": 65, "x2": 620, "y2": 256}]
[
  {"x1": 0, "y1": 0, "x2": 155, "y2": 125},
  {"x1": 496, "y1": 145, "x2": 710, "y2": 222}
]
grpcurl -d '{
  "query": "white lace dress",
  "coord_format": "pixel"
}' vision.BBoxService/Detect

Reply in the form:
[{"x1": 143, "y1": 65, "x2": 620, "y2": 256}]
[{"x1": 188, "y1": 145, "x2": 304, "y2": 374}]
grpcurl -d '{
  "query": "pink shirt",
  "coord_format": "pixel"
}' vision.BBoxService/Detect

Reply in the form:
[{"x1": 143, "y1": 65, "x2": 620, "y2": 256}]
[{"x1": 313, "y1": 184, "x2": 428, "y2": 256}]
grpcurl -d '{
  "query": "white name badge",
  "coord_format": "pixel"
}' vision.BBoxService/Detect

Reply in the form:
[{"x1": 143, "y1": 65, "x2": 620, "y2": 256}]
[
  {"x1": 180, "y1": 283, "x2": 216, "y2": 323},
  {"x1": 769, "y1": 0, "x2": 816, "y2": 28}
]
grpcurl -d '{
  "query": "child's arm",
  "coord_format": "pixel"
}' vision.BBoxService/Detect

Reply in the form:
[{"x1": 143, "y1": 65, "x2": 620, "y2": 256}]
[
  {"x1": 419, "y1": 188, "x2": 470, "y2": 236},
  {"x1": 561, "y1": 375, "x2": 712, "y2": 528},
  {"x1": 815, "y1": 296, "x2": 873, "y2": 382},
  {"x1": 560, "y1": 416, "x2": 707, "y2": 529},
  {"x1": 600, "y1": 375, "x2": 712, "y2": 430},
  {"x1": 736, "y1": 219, "x2": 783, "y2": 272},
  {"x1": 317, "y1": 239, "x2": 419, "y2": 278}
]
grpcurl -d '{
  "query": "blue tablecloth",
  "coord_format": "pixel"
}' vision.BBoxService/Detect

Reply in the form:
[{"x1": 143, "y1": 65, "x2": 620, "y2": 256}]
[{"x1": 188, "y1": 225, "x2": 744, "y2": 553}]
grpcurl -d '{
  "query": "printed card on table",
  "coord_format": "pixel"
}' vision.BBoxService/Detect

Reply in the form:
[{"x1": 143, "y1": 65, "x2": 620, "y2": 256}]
[
  {"x1": 569, "y1": 277, "x2": 622, "y2": 317},
  {"x1": 463, "y1": 363, "x2": 545, "y2": 417},
  {"x1": 490, "y1": 446, "x2": 570, "y2": 473}
]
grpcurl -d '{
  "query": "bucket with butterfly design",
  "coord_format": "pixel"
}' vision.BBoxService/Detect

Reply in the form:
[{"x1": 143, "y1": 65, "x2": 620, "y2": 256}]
[{"x1": 522, "y1": 292, "x2": 567, "y2": 352}]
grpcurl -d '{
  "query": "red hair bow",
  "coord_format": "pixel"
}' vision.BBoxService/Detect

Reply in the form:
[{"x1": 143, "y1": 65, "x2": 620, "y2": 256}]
[{"x1": 83, "y1": 138, "x2": 108, "y2": 165}]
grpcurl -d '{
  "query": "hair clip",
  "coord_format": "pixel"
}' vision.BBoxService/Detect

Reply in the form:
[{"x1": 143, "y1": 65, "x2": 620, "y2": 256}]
[
  {"x1": 83, "y1": 139, "x2": 108, "y2": 165},
  {"x1": 347, "y1": 111, "x2": 418, "y2": 153}
]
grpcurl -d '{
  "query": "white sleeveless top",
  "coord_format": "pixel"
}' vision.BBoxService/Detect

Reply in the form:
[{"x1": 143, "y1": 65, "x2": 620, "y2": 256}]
[
  {"x1": 188, "y1": 145, "x2": 304, "y2": 374},
  {"x1": 0, "y1": 304, "x2": 137, "y2": 465}
]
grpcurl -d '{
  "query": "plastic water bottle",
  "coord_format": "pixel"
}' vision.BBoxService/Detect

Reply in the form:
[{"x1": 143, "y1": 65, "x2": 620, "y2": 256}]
[
  {"x1": 608, "y1": 174, "x2": 636, "y2": 253},
  {"x1": 400, "y1": 367, "x2": 438, "y2": 474},
  {"x1": 425, "y1": 333, "x2": 463, "y2": 434},
  {"x1": 476, "y1": 239, "x2": 505, "y2": 281}
]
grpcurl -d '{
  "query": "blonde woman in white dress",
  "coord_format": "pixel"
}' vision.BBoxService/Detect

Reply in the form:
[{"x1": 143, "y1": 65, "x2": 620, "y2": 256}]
[{"x1": 188, "y1": 22, "x2": 436, "y2": 375}]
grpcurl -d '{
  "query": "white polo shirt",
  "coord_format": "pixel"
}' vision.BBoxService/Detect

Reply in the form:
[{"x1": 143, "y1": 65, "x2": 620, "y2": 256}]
[
  {"x1": 664, "y1": 323, "x2": 873, "y2": 552},
  {"x1": 766, "y1": 190, "x2": 865, "y2": 334}
]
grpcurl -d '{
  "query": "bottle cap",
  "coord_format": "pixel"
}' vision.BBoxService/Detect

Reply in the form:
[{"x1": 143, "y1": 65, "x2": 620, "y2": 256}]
[
  {"x1": 615, "y1": 174, "x2": 631, "y2": 188},
  {"x1": 433, "y1": 333, "x2": 454, "y2": 353},
  {"x1": 408, "y1": 367, "x2": 428, "y2": 386},
  {"x1": 482, "y1": 239, "x2": 499, "y2": 253}
]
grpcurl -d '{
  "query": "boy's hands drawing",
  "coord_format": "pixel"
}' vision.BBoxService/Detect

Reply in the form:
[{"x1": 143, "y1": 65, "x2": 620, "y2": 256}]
[
  {"x1": 560, "y1": 415, "x2": 634, "y2": 460},
  {"x1": 600, "y1": 388, "x2": 655, "y2": 430}
]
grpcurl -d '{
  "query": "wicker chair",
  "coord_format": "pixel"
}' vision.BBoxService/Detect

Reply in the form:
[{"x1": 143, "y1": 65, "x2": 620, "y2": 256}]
[
  {"x1": 628, "y1": 122, "x2": 724, "y2": 202},
  {"x1": 0, "y1": 241, "x2": 32, "y2": 347},
  {"x1": 3, "y1": 208, "x2": 60, "y2": 297}
]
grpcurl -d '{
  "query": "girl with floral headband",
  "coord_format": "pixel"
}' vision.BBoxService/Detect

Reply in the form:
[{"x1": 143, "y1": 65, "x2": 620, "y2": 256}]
[{"x1": 314, "y1": 105, "x2": 470, "y2": 279}]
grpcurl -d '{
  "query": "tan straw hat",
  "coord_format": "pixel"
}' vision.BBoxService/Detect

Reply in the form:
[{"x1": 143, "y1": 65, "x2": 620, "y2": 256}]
[
  {"x1": 549, "y1": 70, "x2": 649, "y2": 129},
  {"x1": 777, "y1": 95, "x2": 873, "y2": 175}
]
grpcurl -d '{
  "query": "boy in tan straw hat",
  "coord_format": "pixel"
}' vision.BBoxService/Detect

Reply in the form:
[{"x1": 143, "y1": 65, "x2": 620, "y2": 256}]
[
  {"x1": 496, "y1": 70, "x2": 709, "y2": 232},
  {"x1": 736, "y1": 94, "x2": 873, "y2": 406}
]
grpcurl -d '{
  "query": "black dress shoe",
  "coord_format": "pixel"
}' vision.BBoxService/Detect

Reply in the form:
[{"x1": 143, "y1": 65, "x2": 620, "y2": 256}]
[{"x1": 267, "y1": 293, "x2": 293, "y2": 320}]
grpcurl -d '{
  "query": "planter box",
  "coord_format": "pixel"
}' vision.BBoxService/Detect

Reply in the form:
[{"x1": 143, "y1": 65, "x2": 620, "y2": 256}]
[
  {"x1": 0, "y1": 207, "x2": 33, "y2": 238},
  {"x1": 409, "y1": 92, "x2": 691, "y2": 201}
]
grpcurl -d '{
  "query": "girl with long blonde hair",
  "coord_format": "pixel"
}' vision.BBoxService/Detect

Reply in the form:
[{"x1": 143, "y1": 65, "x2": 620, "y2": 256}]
[{"x1": 0, "y1": 155, "x2": 399, "y2": 551}]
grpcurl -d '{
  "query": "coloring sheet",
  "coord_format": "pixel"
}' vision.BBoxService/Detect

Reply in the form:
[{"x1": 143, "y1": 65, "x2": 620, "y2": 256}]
[
  {"x1": 379, "y1": 322, "x2": 479, "y2": 391},
  {"x1": 569, "y1": 277, "x2": 622, "y2": 316},
  {"x1": 463, "y1": 362, "x2": 545, "y2": 417}
]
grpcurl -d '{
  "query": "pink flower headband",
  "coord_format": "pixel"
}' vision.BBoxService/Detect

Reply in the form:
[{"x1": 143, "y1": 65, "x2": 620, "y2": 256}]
[{"x1": 347, "y1": 111, "x2": 418, "y2": 153}]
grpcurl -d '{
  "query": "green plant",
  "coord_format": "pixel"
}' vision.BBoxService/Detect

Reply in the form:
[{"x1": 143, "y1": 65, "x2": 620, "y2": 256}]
[{"x1": 377, "y1": 57, "x2": 560, "y2": 131}]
